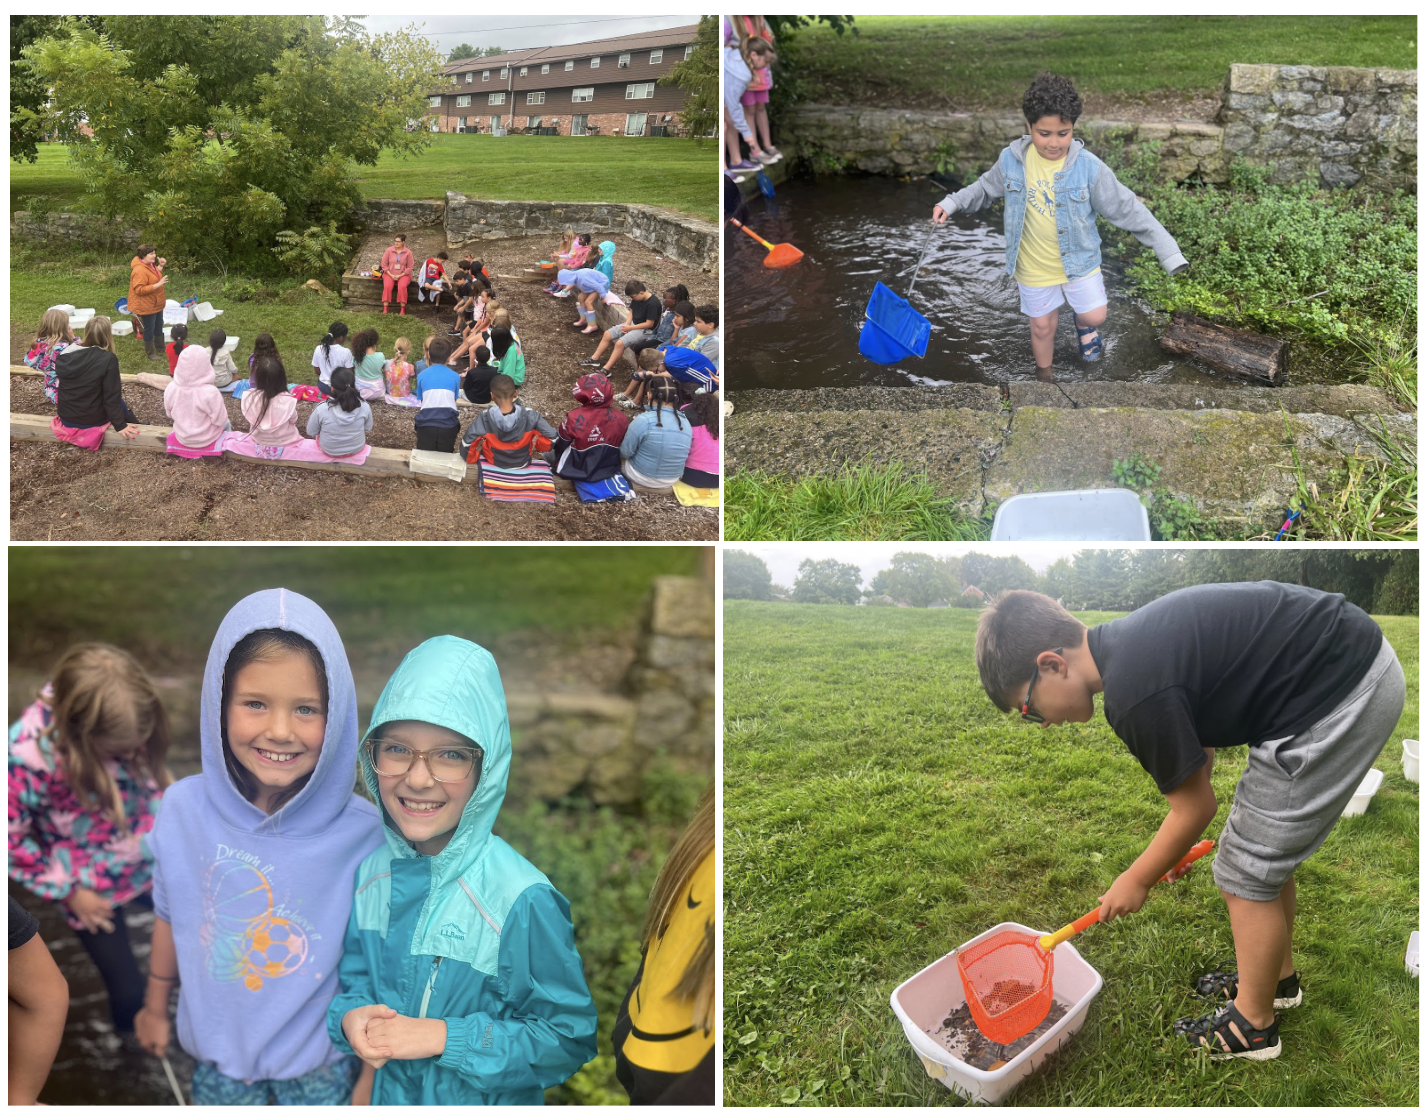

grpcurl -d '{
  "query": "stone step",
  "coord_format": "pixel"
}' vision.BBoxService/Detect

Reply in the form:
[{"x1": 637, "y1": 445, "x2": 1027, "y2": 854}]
[{"x1": 728, "y1": 382, "x2": 1400, "y2": 419}]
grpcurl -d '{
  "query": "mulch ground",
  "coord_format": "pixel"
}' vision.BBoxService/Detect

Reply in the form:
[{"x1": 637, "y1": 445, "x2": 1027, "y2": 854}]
[{"x1": 9, "y1": 234, "x2": 719, "y2": 541}]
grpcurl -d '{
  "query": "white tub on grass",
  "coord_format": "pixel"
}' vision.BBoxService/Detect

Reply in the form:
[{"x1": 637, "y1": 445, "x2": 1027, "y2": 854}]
[
  {"x1": 1341, "y1": 767, "x2": 1384, "y2": 817},
  {"x1": 890, "y1": 921, "x2": 1103, "y2": 1105},
  {"x1": 222, "y1": 336, "x2": 240, "y2": 353},
  {"x1": 111, "y1": 321, "x2": 133, "y2": 337},
  {"x1": 1407, "y1": 931, "x2": 1420, "y2": 978},
  {"x1": 991, "y1": 489, "x2": 1151, "y2": 542},
  {"x1": 1402, "y1": 740, "x2": 1419, "y2": 784}
]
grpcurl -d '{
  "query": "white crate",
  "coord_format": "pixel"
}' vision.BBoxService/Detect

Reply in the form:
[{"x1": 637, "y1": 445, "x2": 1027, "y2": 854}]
[
  {"x1": 991, "y1": 489, "x2": 1151, "y2": 541},
  {"x1": 1342, "y1": 767, "x2": 1384, "y2": 817}
]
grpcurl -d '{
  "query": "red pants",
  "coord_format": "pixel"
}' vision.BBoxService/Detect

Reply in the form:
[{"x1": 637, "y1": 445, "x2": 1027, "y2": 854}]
[{"x1": 383, "y1": 273, "x2": 410, "y2": 304}]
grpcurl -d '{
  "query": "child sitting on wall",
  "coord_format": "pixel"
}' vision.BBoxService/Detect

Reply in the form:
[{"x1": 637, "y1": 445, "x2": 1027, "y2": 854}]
[
  {"x1": 350, "y1": 329, "x2": 388, "y2": 401},
  {"x1": 463, "y1": 345, "x2": 499, "y2": 405},
  {"x1": 306, "y1": 367, "x2": 373, "y2": 458},
  {"x1": 459, "y1": 374, "x2": 558, "y2": 465},
  {"x1": 164, "y1": 345, "x2": 230, "y2": 450},
  {"x1": 384, "y1": 337, "x2": 417, "y2": 406},
  {"x1": 25, "y1": 308, "x2": 76, "y2": 404},
  {"x1": 207, "y1": 329, "x2": 239, "y2": 390},
  {"x1": 240, "y1": 356, "x2": 303, "y2": 456},
  {"x1": 164, "y1": 322, "x2": 189, "y2": 375},
  {"x1": 552, "y1": 372, "x2": 629, "y2": 483},
  {"x1": 413, "y1": 335, "x2": 463, "y2": 453}
]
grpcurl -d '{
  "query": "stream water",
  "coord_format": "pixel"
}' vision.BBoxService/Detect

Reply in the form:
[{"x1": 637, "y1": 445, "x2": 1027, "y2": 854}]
[{"x1": 727, "y1": 175, "x2": 1221, "y2": 391}]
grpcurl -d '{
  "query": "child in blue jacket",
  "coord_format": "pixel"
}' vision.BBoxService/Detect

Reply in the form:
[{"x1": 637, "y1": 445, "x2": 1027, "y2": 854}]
[
  {"x1": 934, "y1": 72, "x2": 1188, "y2": 377},
  {"x1": 327, "y1": 636, "x2": 597, "y2": 1104}
]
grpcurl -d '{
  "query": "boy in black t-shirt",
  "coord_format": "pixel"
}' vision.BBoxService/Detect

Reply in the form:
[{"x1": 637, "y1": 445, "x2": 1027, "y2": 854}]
[
  {"x1": 581, "y1": 280, "x2": 663, "y2": 374},
  {"x1": 975, "y1": 583, "x2": 1404, "y2": 1061}
]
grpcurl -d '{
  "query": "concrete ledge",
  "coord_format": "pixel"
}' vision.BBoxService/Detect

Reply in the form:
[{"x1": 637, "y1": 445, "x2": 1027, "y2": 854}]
[
  {"x1": 730, "y1": 385, "x2": 1003, "y2": 415},
  {"x1": 1005, "y1": 381, "x2": 1400, "y2": 417}
]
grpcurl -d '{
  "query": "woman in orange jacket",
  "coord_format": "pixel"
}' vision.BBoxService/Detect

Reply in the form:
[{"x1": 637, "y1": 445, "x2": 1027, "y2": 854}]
[{"x1": 127, "y1": 245, "x2": 168, "y2": 361}]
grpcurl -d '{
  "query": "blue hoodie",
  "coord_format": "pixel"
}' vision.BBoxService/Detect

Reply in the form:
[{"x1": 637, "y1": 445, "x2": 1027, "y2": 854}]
[
  {"x1": 147, "y1": 589, "x2": 384, "y2": 1083},
  {"x1": 326, "y1": 636, "x2": 597, "y2": 1104}
]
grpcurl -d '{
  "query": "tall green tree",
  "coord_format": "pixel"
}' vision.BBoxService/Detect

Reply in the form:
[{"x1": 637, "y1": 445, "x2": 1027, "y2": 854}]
[
  {"x1": 961, "y1": 553, "x2": 1039, "y2": 599},
  {"x1": 724, "y1": 551, "x2": 774, "y2": 601},
  {"x1": 22, "y1": 16, "x2": 447, "y2": 276},
  {"x1": 662, "y1": 15, "x2": 716, "y2": 137},
  {"x1": 792, "y1": 558, "x2": 862, "y2": 606},
  {"x1": 867, "y1": 551, "x2": 955, "y2": 608},
  {"x1": 447, "y1": 43, "x2": 480, "y2": 61}
]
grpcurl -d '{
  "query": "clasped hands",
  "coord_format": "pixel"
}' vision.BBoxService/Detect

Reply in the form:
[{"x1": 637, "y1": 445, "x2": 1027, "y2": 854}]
[{"x1": 342, "y1": 1005, "x2": 446, "y2": 1070}]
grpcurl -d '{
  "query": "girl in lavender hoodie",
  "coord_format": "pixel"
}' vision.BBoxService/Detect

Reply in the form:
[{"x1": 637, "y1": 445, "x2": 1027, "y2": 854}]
[
  {"x1": 135, "y1": 589, "x2": 383, "y2": 1104},
  {"x1": 164, "y1": 345, "x2": 230, "y2": 449}
]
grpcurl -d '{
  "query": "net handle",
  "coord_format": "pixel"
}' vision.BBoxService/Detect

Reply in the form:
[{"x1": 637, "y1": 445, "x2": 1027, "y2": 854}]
[{"x1": 1038, "y1": 839, "x2": 1215, "y2": 951}]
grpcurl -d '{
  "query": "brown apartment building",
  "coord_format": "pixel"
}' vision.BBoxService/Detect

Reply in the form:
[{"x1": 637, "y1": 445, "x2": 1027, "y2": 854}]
[{"x1": 426, "y1": 24, "x2": 700, "y2": 137}]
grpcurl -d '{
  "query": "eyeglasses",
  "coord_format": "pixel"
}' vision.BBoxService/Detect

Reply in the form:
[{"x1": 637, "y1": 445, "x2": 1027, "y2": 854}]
[
  {"x1": 368, "y1": 738, "x2": 482, "y2": 783},
  {"x1": 1020, "y1": 648, "x2": 1062, "y2": 724}
]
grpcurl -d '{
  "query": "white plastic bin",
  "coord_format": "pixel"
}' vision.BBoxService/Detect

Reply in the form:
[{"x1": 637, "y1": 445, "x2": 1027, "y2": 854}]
[
  {"x1": 162, "y1": 303, "x2": 189, "y2": 325},
  {"x1": 1407, "y1": 931, "x2": 1420, "y2": 977},
  {"x1": 68, "y1": 316, "x2": 88, "y2": 332},
  {"x1": 1342, "y1": 767, "x2": 1384, "y2": 817},
  {"x1": 193, "y1": 302, "x2": 216, "y2": 322},
  {"x1": 162, "y1": 326, "x2": 173, "y2": 343},
  {"x1": 1402, "y1": 740, "x2": 1419, "y2": 784},
  {"x1": 111, "y1": 321, "x2": 133, "y2": 337},
  {"x1": 49, "y1": 304, "x2": 76, "y2": 315},
  {"x1": 222, "y1": 336, "x2": 240, "y2": 353},
  {"x1": 74, "y1": 308, "x2": 96, "y2": 320},
  {"x1": 890, "y1": 922, "x2": 1103, "y2": 1105},
  {"x1": 991, "y1": 489, "x2": 1151, "y2": 541}
]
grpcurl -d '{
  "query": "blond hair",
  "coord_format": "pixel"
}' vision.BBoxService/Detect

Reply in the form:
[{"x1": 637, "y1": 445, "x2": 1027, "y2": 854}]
[
  {"x1": 640, "y1": 786, "x2": 714, "y2": 1031},
  {"x1": 490, "y1": 308, "x2": 512, "y2": 331},
  {"x1": 36, "y1": 308, "x2": 75, "y2": 347},
  {"x1": 393, "y1": 337, "x2": 411, "y2": 359},
  {"x1": 82, "y1": 316, "x2": 115, "y2": 354},
  {"x1": 47, "y1": 643, "x2": 172, "y2": 831}
]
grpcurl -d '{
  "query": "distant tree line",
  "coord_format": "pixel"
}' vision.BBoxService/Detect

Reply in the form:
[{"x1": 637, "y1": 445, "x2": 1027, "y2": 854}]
[{"x1": 723, "y1": 550, "x2": 1417, "y2": 616}]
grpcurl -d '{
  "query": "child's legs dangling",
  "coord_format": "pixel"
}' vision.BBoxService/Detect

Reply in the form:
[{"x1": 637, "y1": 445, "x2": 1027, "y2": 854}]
[
  {"x1": 752, "y1": 103, "x2": 773, "y2": 151},
  {"x1": 723, "y1": 106, "x2": 743, "y2": 166}
]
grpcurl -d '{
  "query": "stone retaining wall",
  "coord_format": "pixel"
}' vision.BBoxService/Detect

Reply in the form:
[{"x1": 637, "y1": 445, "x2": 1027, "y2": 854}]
[
  {"x1": 355, "y1": 198, "x2": 446, "y2": 232},
  {"x1": 10, "y1": 211, "x2": 144, "y2": 250},
  {"x1": 777, "y1": 64, "x2": 1414, "y2": 190}
]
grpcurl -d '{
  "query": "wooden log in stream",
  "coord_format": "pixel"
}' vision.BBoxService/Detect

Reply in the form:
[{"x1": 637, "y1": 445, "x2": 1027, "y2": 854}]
[{"x1": 1158, "y1": 312, "x2": 1286, "y2": 385}]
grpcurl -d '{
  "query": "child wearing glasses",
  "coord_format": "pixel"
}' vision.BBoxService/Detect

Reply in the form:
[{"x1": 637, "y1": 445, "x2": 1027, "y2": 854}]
[
  {"x1": 974, "y1": 583, "x2": 1403, "y2": 1063},
  {"x1": 327, "y1": 636, "x2": 598, "y2": 1105}
]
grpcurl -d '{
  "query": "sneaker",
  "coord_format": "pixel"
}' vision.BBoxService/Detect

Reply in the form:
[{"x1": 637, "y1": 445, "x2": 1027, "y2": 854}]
[
  {"x1": 554, "y1": 289, "x2": 571, "y2": 298},
  {"x1": 764, "y1": 145, "x2": 783, "y2": 161},
  {"x1": 1175, "y1": 1002, "x2": 1280, "y2": 1062},
  {"x1": 1194, "y1": 965, "x2": 1302, "y2": 1010},
  {"x1": 614, "y1": 392, "x2": 633, "y2": 406},
  {"x1": 755, "y1": 150, "x2": 780, "y2": 165},
  {"x1": 729, "y1": 159, "x2": 760, "y2": 171}
]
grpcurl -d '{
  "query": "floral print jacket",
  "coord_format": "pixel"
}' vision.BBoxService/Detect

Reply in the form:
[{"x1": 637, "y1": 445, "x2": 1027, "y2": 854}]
[{"x1": 8, "y1": 687, "x2": 164, "y2": 930}]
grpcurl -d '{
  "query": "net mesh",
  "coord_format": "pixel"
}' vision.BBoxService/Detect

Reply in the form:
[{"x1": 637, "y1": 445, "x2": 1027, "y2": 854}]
[{"x1": 955, "y1": 929, "x2": 1055, "y2": 1045}]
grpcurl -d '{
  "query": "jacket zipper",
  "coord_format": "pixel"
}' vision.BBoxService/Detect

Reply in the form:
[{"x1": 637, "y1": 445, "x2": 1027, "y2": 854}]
[{"x1": 418, "y1": 957, "x2": 442, "y2": 1018}]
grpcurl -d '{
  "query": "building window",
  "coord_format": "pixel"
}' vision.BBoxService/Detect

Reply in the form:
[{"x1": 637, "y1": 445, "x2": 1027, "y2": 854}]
[
  {"x1": 618, "y1": 53, "x2": 630, "y2": 68},
  {"x1": 456, "y1": 94, "x2": 471, "y2": 107},
  {"x1": 541, "y1": 63, "x2": 550, "y2": 74},
  {"x1": 520, "y1": 66, "x2": 528, "y2": 77},
  {"x1": 684, "y1": 44, "x2": 693, "y2": 60},
  {"x1": 527, "y1": 117, "x2": 541, "y2": 129},
  {"x1": 625, "y1": 82, "x2": 655, "y2": 100},
  {"x1": 488, "y1": 92, "x2": 505, "y2": 105},
  {"x1": 624, "y1": 112, "x2": 648, "y2": 137},
  {"x1": 482, "y1": 70, "x2": 490, "y2": 81},
  {"x1": 590, "y1": 57, "x2": 600, "y2": 68},
  {"x1": 499, "y1": 67, "x2": 508, "y2": 78},
  {"x1": 572, "y1": 114, "x2": 588, "y2": 136},
  {"x1": 458, "y1": 116, "x2": 467, "y2": 129},
  {"x1": 572, "y1": 87, "x2": 594, "y2": 103},
  {"x1": 428, "y1": 95, "x2": 442, "y2": 108},
  {"x1": 650, "y1": 49, "x2": 663, "y2": 65},
  {"x1": 564, "y1": 60, "x2": 574, "y2": 71},
  {"x1": 465, "y1": 72, "x2": 473, "y2": 83},
  {"x1": 526, "y1": 91, "x2": 545, "y2": 105}
]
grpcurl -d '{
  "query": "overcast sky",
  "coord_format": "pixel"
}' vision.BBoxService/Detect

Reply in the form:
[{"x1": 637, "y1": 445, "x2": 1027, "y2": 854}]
[
  {"x1": 357, "y1": 15, "x2": 697, "y2": 55},
  {"x1": 734, "y1": 544, "x2": 1109, "y2": 591}
]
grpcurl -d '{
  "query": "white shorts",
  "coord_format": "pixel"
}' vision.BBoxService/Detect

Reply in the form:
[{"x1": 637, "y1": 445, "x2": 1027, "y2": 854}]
[{"x1": 1018, "y1": 270, "x2": 1107, "y2": 318}]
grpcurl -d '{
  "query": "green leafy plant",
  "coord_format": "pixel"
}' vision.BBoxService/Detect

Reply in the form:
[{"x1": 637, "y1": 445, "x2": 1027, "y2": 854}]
[
  {"x1": 1282, "y1": 411, "x2": 1417, "y2": 541},
  {"x1": 931, "y1": 140, "x2": 958, "y2": 178},
  {"x1": 272, "y1": 221, "x2": 353, "y2": 280},
  {"x1": 1112, "y1": 452, "x2": 1216, "y2": 541}
]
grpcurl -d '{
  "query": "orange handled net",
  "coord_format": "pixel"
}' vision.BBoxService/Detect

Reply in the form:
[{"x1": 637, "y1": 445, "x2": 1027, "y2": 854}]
[{"x1": 956, "y1": 839, "x2": 1216, "y2": 1046}]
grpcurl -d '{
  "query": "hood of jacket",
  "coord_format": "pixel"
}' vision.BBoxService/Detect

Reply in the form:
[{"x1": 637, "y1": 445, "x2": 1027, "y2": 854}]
[
  {"x1": 200, "y1": 588, "x2": 363, "y2": 836},
  {"x1": 1010, "y1": 134, "x2": 1085, "y2": 169},
  {"x1": 599, "y1": 239, "x2": 617, "y2": 261},
  {"x1": 172, "y1": 343, "x2": 217, "y2": 388},
  {"x1": 359, "y1": 637, "x2": 513, "y2": 887},
  {"x1": 572, "y1": 371, "x2": 613, "y2": 407},
  {"x1": 485, "y1": 402, "x2": 529, "y2": 436}
]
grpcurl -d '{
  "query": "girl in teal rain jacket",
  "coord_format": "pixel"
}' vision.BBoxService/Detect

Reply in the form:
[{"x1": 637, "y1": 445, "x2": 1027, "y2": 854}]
[{"x1": 326, "y1": 636, "x2": 597, "y2": 1104}]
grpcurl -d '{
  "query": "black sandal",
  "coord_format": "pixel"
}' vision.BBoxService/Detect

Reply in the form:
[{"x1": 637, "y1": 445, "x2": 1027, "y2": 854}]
[
  {"x1": 1194, "y1": 963, "x2": 1302, "y2": 1009},
  {"x1": 1174, "y1": 1001, "x2": 1281, "y2": 1061}
]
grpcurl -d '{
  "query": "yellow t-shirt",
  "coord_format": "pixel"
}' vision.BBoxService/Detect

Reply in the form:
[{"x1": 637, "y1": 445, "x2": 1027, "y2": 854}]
[{"x1": 1015, "y1": 145, "x2": 1072, "y2": 288}]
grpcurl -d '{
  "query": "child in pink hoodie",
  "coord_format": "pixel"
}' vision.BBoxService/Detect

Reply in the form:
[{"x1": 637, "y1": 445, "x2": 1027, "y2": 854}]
[
  {"x1": 164, "y1": 345, "x2": 230, "y2": 449},
  {"x1": 240, "y1": 356, "x2": 303, "y2": 454}
]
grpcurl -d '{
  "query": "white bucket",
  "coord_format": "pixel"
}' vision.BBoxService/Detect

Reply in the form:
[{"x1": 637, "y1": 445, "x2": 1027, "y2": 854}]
[
  {"x1": 211, "y1": 308, "x2": 224, "y2": 316},
  {"x1": 890, "y1": 922, "x2": 1103, "y2": 1105},
  {"x1": 992, "y1": 489, "x2": 1152, "y2": 542},
  {"x1": 1407, "y1": 931, "x2": 1420, "y2": 978},
  {"x1": 111, "y1": 321, "x2": 134, "y2": 337},
  {"x1": 50, "y1": 303, "x2": 77, "y2": 314},
  {"x1": 193, "y1": 302, "x2": 216, "y2": 322},
  {"x1": 162, "y1": 326, "x2": 173, "y2": 343},
  {"x1": 68, "y1": 317, "x2": 88, "y2": 332},
  {"x1": 222, "y1": 336, "x2": 240, "y2": 353},
  {"x1": 1402, "y1": 740, "x2": 1419, "y2": 784},
  {"x1": 74, "y1": 308, "x2": 96, "y2": 320},
  {"x1": 1342, "y1": 767, "x2": 1384, "y2": 817}
]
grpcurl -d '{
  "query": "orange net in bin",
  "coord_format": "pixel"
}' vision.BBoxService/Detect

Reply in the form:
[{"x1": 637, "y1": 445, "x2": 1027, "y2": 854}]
[{"x1": 955, "y1": 930, "x2": 1055, "y2": 1046}]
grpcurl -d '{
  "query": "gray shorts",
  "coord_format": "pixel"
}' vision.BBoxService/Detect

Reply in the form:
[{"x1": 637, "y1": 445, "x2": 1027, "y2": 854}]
[{"x1": 1214, "y1": 636, "x2": 1404, "y2": 901}]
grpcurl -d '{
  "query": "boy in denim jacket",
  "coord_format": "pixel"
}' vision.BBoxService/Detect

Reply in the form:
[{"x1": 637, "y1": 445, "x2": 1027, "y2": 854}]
[{"x1": 934, "y1": 72, "x2": 1188, "y2": 377}]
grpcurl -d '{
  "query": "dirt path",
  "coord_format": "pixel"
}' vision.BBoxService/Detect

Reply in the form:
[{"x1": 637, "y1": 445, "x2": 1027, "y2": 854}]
[{"x1": 9, "y1": 234, "x2": 719, "y2": 541}]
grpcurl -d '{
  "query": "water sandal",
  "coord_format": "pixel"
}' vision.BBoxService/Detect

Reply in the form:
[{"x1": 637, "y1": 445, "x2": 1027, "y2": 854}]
[
  {"x1": 1194, "y1": 964, "x2": 1302, "y2": 1010},
  {"x1": 1076, "y1": 323, "x2": 1103, "y2": 362},
  {"x1": 576, "y1": 357, "x2": 602, "y2": 367},
  {"x1": 1175, "y1": 1002, "x2": 1281, "y2": 1061}
]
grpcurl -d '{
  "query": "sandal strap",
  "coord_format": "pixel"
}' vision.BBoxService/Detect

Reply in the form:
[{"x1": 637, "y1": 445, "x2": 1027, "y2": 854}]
[{"x1": 1193, "y1": 1002, "x2": 1274, "y2": 1055}]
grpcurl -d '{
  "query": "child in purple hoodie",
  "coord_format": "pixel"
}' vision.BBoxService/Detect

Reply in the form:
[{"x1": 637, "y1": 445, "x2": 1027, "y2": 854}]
[{"x1": 136, "y1": 589, "x2": 383, "y2": 1104}]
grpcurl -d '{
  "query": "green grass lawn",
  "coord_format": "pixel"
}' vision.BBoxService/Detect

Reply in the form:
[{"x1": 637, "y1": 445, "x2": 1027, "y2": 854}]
[
  {"x1": 12, "y1": 133, "x2": 717, "y2": 222},
  {"x1": 789, "y1": 15, "x2": 1417, "y2": 110},
  {"x1": 724, "y1": 602, "x2": 1419, "y2": 1105}
]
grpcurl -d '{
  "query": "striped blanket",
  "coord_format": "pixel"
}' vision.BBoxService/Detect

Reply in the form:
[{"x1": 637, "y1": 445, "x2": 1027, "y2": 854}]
[{"x1": 477, "y1": 460, "x2": 556, "y2": 503}]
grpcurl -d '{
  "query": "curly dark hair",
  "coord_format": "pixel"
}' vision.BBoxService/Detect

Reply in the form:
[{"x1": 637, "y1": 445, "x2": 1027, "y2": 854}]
[{"x1": 1022, "y1": 71, "x2": 1082, "y2": 126}]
